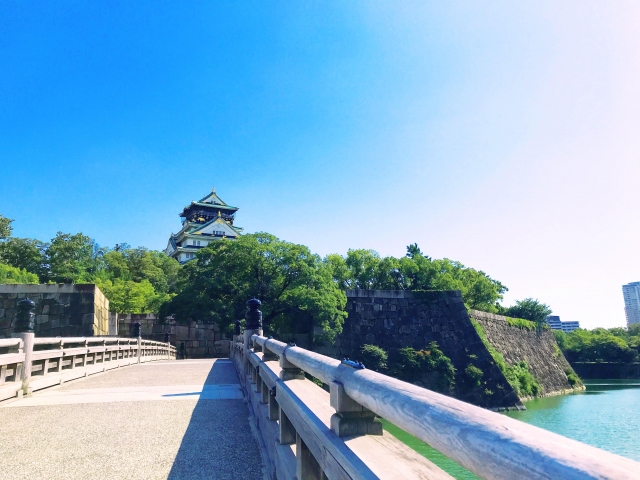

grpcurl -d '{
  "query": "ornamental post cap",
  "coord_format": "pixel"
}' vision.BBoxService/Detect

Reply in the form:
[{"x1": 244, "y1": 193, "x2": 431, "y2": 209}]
[
  {"x1": 15, "y1": 298, "x2": 37, "y2": 333},
  {"x1": 247, "y1": 298, "x2": 262, "y2": 308},
  {"x1": 18, "y1": 298, "x2": 36, "y2": 309}
]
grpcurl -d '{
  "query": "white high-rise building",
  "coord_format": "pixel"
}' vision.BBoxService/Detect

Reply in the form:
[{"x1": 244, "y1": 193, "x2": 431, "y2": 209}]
[{"x1": 622, "y1": 282, "x2": 640, "y2": 326}]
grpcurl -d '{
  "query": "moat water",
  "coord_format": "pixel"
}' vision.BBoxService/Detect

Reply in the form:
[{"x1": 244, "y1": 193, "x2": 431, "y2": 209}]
[{"x1": 383, "y1": 380, "x2": 640, "y2": 479}]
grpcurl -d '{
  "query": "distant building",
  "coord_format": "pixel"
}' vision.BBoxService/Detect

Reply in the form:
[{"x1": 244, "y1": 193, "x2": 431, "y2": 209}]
[
  {"x1": 165, "y1": 188, "x2": 243, "y2": 264},
  {"x1": 546, "y1": 315, "x2": 580, "y2": 333},
  {"x1": 622, "y1": 281, "x2": 640, "y2": 326}
]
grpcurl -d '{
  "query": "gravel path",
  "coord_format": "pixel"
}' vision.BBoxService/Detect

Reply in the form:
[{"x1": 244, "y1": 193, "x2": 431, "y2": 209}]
[{"x1": 0, "y1": 359, "x2": 264, "y2": 480}]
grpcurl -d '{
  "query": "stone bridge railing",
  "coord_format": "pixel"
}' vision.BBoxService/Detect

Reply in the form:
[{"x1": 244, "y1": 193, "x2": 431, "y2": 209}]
[
  {"x1": 232, "y1": 333, "x2": 639, "y2": 480},
  {"x1": 0, "y1": 335, "x2": 176, "y2": 402}
]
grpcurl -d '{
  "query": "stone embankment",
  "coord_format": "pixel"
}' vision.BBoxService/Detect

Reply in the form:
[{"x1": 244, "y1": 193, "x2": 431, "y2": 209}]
[
  {"x1": 470, "y1": 310, "x2": 583, "y2": 398},
  {"x1": 318, "y1": 290, "x2": 580, "y2": 409},
  {"x1": 0, "y1": 284, "x2": 109, "y2": 338}
]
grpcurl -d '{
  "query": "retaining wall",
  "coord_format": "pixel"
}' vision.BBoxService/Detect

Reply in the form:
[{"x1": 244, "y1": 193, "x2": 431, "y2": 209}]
[
  {"x1": 321, "y1": 290, "x2": 578, "y2": 409},
  {"x1": 0, "y1": 284, "x2": 109, "y2": 338},
  {"x1": 115, "y1": 313, "x2": 230, "y2": 358},
  {"x1": 470, "y1": 310, "x2": 581, "y2": 398}
]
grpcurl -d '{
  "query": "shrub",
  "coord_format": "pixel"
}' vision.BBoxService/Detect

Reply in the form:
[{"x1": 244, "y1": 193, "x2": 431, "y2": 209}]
[
  {"x1": 504, "y1": 361, "x2": 541, "y2": 397},
  {"x1": 390, "y1": 342, "x2": 455, "y2": 393},
  {"x1": 565, "y1": 368, "x2": 582, "y2": 387},
  {"x1": 360, "y1": 344, "x2": 388, "y2": 371},
  {"x1": 0, "y1": 262, "x2": 38, "y2": 284},
  {"x1": 464, "y1": 364, "x2": 484, "y2": 387}
]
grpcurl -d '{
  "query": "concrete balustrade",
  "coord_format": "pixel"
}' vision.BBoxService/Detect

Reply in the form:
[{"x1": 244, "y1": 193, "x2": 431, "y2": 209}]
[
  {"x1": 231, "y1": 334, "x2": 640, "y2": 480},
  {"x1": 0, "y1": 335, "x2": 176, "y2": 402},
  {"x1": 0, "y1": 338, "x2": 25, "y2": 402}
]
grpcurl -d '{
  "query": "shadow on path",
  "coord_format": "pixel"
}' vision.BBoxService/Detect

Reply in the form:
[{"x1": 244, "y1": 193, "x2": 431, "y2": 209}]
[{"x1": 167, "y1": 360, "x2": 263, "y2": 480}]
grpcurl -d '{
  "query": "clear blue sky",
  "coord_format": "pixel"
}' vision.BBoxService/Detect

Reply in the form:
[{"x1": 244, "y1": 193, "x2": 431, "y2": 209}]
[{"x1": 2, "y1": 1, "x2": 639, "y2": 329}]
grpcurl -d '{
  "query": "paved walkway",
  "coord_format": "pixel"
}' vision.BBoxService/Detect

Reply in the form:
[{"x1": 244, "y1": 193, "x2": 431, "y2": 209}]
[{"x1": 0, "y1": 359, "x2": 264, "y2": 480}]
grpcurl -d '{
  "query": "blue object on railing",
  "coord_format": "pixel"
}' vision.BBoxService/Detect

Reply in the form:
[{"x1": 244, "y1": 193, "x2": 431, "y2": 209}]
[{"x1": 341, "y1": 358, "x2": 365, "y2": 369}]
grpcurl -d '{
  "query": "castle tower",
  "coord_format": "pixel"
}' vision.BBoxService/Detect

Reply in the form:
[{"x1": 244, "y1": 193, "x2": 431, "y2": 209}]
[{"x1": 165, "y1": 187, "x2": 243, "y2": 263}]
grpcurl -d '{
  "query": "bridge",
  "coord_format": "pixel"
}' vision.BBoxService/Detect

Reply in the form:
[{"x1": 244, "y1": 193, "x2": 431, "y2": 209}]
[{"x1": 1, "y1": 327, "x2": 640, "y2": 479}]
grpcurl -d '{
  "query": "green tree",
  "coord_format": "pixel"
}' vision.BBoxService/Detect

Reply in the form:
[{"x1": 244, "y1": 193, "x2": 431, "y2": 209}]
[
  {"x1": 160, "y1": 233, "x2": 347, "y2": 341},
  {"x1": 503, "y1": 298, "x2": 552, "y2": 325},
  {"x1": 45, "y1": 232, "x2": 97, "y2": 283},
  {"x1": 0, "y1": 215, "x2": 13, "y2": 239},
  {"x1": 95, "y1": 278, "x2": 172, "y2": 314},
  {"x1": 0, "y1": 262, "x2": 39, "y2": 284},
  {"x1": 0, "y1": 237, "x2": 47, "y2": 278},
  {"x1": 325, "y1": 247, "x2": 507, "y2": 312}
]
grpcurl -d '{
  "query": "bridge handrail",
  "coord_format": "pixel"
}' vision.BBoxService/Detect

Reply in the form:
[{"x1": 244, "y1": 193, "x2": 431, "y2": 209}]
[
  {"x1": 246, "y1": 334, "x2": 639, "y2": 480},
  {"x1": 0, "y1": 338, "x2": 23, "y2": 349},
  {"x1": 1, "y1": 335, "x2": 176, "y2": 403}
]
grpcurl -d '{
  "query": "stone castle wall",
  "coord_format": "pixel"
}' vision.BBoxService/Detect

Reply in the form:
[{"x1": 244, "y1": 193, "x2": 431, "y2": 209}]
[
  {"x1": 470, "y1": 310, "x2": 580, "y2": 398},
  {"x1": 333, "y1": 290, "x2": 522, "y2": 409},
  {"x1": 328, "y1": 290, "x2": 578, "y2": 409},
  {"x1": 115, "y1": 313, "x2": 230, "y2": 358},
  {"x1": 0, "y1": 284, "x2": 109, "y2": 338}
]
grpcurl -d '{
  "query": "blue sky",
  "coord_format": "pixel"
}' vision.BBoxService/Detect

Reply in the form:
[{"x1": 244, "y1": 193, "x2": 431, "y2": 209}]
[{"x1": 2, "y1": 1, "x2": 639, "y2": 328}]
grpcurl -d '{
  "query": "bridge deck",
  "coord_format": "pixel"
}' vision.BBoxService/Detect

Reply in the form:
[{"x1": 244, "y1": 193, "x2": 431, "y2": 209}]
[{"x1": 0, "y1": 359, "x2": 263, "y2": 480}]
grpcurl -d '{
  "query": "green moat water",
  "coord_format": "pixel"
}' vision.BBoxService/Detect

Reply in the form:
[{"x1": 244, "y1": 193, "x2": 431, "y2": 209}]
[{"x1": 383, "y1": 380, "x2": 640, "y2": 479}]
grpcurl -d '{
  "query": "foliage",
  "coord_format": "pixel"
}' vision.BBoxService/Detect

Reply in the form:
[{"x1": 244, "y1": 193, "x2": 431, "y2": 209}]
[
  {"x1": 389, "y1": 342, "x2": 456, "y2": 393},
  {"x1": 565, "y1": 369, "x2": 581, "y2": 387},
  {"x1": 464, "y1": 364, "x2": 484, "y2": 387},
  {"x1": 360, "y1": 344, "x2": 388, "y2": 371},
  {"x1": 325, "y1": 244, "x2": 507, "y2": 312},
  {"x1": 0, "y1": 262, "x2": 39, "y2": 284},
  {"x1": 0, "y1": 215, "x2": 13, "y2": 239},
  {"x1": 160, "y1": 233, "x2": 347, "y2": 341},
  {"x1": 557, "y1": 327, "x2": 638, "y2": 363},
  {"x1": 46, "y1": 232, "x2": 99, "y2": 283},
  {"x1": 94, "y1": 279, "x2": 173, "y2": 314},
  {"x1": 505, "y1": 316, "x2": 539, "y2": 331},
  {"x1": 0, "y1": 237, "x2": 47, "y2": 278},
  {"x1": 503, "y1": 361, "x2": 541, "y2": 397},
  {"x1": 0, "y1": 216, "x2": 180, "y2": 314},
  {"x1": 500, "y1": 298, "x2": 552, "y2": 325}
]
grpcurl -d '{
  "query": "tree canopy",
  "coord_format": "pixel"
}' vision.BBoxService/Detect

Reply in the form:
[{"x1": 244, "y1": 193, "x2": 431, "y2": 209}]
[
  {"x1": 160, "y1": 233, "x2": 347, "y2": 341},
  {"x1": 555, "y1": 327, "x2": 640, "y2": 363},
  {"x1": 0, "y1": 262, "x2": 39, "y2": 284},
  {"x1": 325, "y1": 247, "x2": 507, "y2": 312},
  {"x1": 499, "y1": 298, "x2": 552, "y2": 325},
  {"x1": 0, "y1": 215, "x2": 13, "y2": 240},
  {"x1": 0, "y1": 218, "x2": 180, "y2": 314}
]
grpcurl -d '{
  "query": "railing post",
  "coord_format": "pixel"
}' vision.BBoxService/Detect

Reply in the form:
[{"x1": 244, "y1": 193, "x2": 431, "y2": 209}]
[
  {"x1": 243, "y1": 298, "x2": 263, "y2": 351},
  {"x1": 132, "y1": 322, "x2": 141, "y2": 364},
  {"x1": 279, "y1": 345, "x2": 305, "y2": 381},
  {"x1": 268, "y1": 387, "x2": 279, "y2": 421},
  {"x1": 279, "y1": 408, "x2": 296, "y2": 445},
  {"x1": 330, "y1": 376, "x2": 382, "y2": 437},
  {"x1": 15, "y1": 298, "x2": 36, "y2": 396},
  {"x1": 296, "y1": 434, "x2": 323, "y2": 480}
]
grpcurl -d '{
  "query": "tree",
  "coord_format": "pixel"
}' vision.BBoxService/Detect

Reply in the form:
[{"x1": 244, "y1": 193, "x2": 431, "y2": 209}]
[
  {"x1": 325, "y1": 247, "x2": 508, "y2": 312},
  {"x1": 0, "y1": 214, "x2": 13, "y2": 239},
  {"x1": 0, "y1": 262, "x2": 39, "y2": 284},
  {"x1": 45, "y1": 232, "x2": 98, "y2": 283},
  {"x1": 504, "y1": 298, "x2": 552, "y2": 325},
  {"x1": 0, "y1": 237, "x2": 47, "y2": 278},
  {"x1": 95, "y1": 278, "x2": 172, "y2": 314},
  {"x1": 160, "y1": 233, "x2": 347, "y2": 342},
  {"x1": 406, "y1": 243, "x2": 422, "y2": 259}
]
